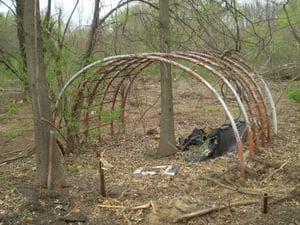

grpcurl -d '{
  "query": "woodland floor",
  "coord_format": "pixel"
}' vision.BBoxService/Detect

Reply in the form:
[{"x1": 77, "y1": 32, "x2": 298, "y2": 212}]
[{"x1": 0, "y1": 76, "x2": 300, "y2": 225}]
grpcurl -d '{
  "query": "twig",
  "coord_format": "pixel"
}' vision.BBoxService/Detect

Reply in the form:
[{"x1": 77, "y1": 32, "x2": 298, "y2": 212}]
[
  {"x1": 203, "y1": 176, "x2": 267, "y2": 196},
  {"x1": 97, "y1": 205, "x2": 124, "y2": 209},
  {"x1": 134, "y1": 95, "x2": 160, "y2": 131},
  {"x1": 173, "y1": 199, "x2": 259, "y2": 222},
  {"x1": 0, "y1": 136, "x2": 16, "y2": 148},
  {"x1": 253, "y1": 158, "x2": 281, "y2": 169},
  {"x1": 97, "y1": 200, "x2": 157, "y2": 213},
  {"x1": 123, "y1": 214, "x2": 132, "y2": 225},
  {"x1": 132, "y1": 202, "x2": 151, "y2": 210},
  {"x1": 264, "y1": 160, "x2": 289, "y2": 182},
  {"x1": 204, "y1": 176, "x2": 235, "y2": 191},
  {"x1": 40, "y1": 117, "x2": 68, "y2": 143},
  {"x1": 0, "y1": 147, "x2": 35, "y2": 165},
  {"x1": 0, "y1": 162, "x2": 7, "y2": 167}
]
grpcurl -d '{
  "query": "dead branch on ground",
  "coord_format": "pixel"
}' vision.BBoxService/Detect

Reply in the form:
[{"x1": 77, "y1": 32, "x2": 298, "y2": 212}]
[
  {"x1": 173, "y1": 199, "x2": 259, "y2": 223},
  {"x1": 0, "y1": 147, "x2": 35, "y2": 165}
]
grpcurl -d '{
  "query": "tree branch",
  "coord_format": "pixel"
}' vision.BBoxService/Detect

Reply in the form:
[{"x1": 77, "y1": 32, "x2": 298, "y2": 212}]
[
  {"x1": 60, "y1": 0, "x2": 79, "y2": 50},
  {"x1": 0, "y1": 0, "x2": 16, "y2": 16},
  {"x1": 174, "y1": 199, "x2": 259, "y2": 222},
  {"x1": 283, "y1": 0, "x2": 300, "y2": 44}
]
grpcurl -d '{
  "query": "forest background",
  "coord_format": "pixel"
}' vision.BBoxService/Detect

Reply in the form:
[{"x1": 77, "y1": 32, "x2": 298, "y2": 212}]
[{"x1": 1, "y1": 0, "x2": 300, "y2": 224}]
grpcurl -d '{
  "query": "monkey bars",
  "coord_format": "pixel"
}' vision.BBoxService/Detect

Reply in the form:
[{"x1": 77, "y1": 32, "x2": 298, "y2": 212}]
[{"x1": 54, "y1": 50, "x2": 277, "y2": 175}]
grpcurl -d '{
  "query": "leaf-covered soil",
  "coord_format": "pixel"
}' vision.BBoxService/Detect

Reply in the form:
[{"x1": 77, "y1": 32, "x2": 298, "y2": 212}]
[{"x1": 1, "y1": 77, "x2": 300, "y2": 225}]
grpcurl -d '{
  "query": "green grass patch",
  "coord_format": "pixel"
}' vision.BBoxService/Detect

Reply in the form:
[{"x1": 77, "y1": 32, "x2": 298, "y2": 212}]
[
  {"x1": 287, "y1": 87, "x2": 300, "y2": 103},
  {"x1": 0, "y1": 172, "x2": 10, "y2": 190},
  {"x1": 0, "y1": 172, "x2": 8, "y2": 182},
  {"x1": 65, "y1": 165, "x2": 80, "y2": 173},
  {"x1": 21, "y1": 208, "x2": 34, "y2": 221},
  {"x1": 206, "y1": 105, "x2": 222, "y2": 113},
  {"x1": 0, "y1": 129, "x2": 18, "y2": 139}
]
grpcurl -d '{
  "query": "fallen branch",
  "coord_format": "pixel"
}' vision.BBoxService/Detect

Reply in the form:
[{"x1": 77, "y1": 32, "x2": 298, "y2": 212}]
[
  {"x1": 204, "y1": 176, "x2": 235, "y2": 191},
  {"x1": 97, "y1": 200, "x2": 157, "y2": 215},
  {"x1": 132, "y1": 200, "x2": 158, "y2": 213},
  {"x1": 97, "y1": 205, "x2": 124, "y2": 209},
  {"x1": 132, "y1": 201, "x2": 151, "y2": 210},
  {"x1": 204, "y1": 176, "x2": 270, "y2": 196},
  {"x1": 0, "y1": 147, "x2": 35, "y2": 165},
  {"x1": 173, "y1": 199, "x2": 259, "y2": 223},
  {"x1": 264, "y1": 160, "x2": 289, "y2": 182},
  {"x1": 252, "y1": 158, "x2": 281, "y2": 169}
]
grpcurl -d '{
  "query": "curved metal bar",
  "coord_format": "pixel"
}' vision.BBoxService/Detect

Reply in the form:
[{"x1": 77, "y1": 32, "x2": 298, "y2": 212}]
[
  {"x1": 55, "y1": 54, "x2": 146, "y2": 109},
  {"x1": 186, "y1": 51, "x2": 262, "y2": 151},
  {"x1": 117, "y1": 61, "x2": 154, "y2": 132},
  {"x1": 174, "y1": 51, "x2": 257, "y2": 158},
  {"x1": 141, "y1": 54, "x2": 246, "y2": 175},
  {"x1": 205, "y1": 48, "x2": 272, "y2": 141},
  {"x1": 109, "y1": 58, "x2": 150, "y2": 135},
  {"x1": 83, "y1": 58, "x2": 132, "y2": 140},
  {"x1": 231, "y1": 56, "x2": 277, "y2": 135},
  {"x1": 221, "y1": 56, "x2": 270, "y2": 144},
  {"x1": 97, "y1": 58, "x2": 144, "y2": 136},
  {"x1": 159, "y1": 52, "x2": 253, "y2": 159},
  {"x1": 196, "y1": 50, "x2": 270, "y2": 146},
  {"x1": 54, "y1": 51, "x2": 277, "y2": 176}
]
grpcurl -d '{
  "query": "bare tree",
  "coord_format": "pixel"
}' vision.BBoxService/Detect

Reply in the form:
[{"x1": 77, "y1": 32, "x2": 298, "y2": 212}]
[
  {"x1": 156, "y1": 0, "x2": 177, "y2": 157},
  {"x1": 23, "y1": 0, "x2": 64, "y2": 188},
  {"x1": 83, "y1": 0, "x2": 100, "y2": 62}
]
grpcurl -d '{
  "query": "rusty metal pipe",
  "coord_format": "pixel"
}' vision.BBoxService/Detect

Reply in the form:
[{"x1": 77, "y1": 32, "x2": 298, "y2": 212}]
[{"x1": 262, "y1": 193, "x2": 268, "y2": 213}]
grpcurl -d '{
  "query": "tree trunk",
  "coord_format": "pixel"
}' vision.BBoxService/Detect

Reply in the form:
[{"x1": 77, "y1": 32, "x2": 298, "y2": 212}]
[
  {"x1": 23, "y1": 0, "x2": 64, "y2": 188},
  {"x1": 15, "y1": 0, "x2": 29, "y2": 101},
  {"x1": 156, "y1": 0, "x2": 177, "y2": 157},
  {"x1": 83, "y1": 0, "x2": 101, "y2": 63}
]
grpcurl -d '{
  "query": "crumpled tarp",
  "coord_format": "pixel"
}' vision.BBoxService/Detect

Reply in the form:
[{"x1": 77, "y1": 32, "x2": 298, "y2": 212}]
[{"x1": 179, "y1": 120, "x2": 247, "y2": 162}]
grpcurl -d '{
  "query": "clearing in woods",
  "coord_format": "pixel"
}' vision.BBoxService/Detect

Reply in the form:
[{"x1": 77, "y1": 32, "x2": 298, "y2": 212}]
[{"x1": 0, "y1": 77, "x2": 300, "y2": 225}]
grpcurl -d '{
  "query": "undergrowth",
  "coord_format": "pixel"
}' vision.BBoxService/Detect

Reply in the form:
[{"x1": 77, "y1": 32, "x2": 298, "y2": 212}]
[{"x1": 287, "y1": 87, "x2": 300, "y2": 103}]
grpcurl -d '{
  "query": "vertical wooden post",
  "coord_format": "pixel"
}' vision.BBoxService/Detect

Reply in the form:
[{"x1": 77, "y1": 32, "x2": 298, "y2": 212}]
[
  {"x1": 47, "y1": 130, "x2": 54, "y2": 190},
  {"x1": 99, "y1": 159, "x2": 106, "y2": 197}
]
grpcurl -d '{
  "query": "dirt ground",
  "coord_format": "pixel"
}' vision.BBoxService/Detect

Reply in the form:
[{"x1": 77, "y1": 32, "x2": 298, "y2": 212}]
[{"x1": 0, "y1": 77, "x2": 300, "y2": 225}]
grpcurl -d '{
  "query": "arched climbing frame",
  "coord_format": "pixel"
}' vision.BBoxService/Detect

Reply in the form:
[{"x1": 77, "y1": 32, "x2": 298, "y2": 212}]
[{"x1": 54, "y1": 49, "x2": 277, "y2": 175}]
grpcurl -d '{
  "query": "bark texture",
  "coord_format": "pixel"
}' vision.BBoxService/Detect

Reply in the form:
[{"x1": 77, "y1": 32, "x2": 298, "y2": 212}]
[{"x1": 23, "y1": 0, "x2": 64, "y2": 188}]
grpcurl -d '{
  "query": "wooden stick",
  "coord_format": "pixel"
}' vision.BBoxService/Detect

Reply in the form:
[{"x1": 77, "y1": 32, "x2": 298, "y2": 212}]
[
  {"x1": 0, "y1": 162, "x2": 7, "y2": 167},
  {"x1": 99, "y1": 159, "x2": 107, "y2": 197},
  {"x1": 203, "y1": 176, "x2": 266, "y2": 196},
  {"x1": 150, "y1": 200, "x2": 158, "y2": 214},
  {"x1": 97, "y1": 204, "x2": 124, "y2": 209},
  {"x1": 132, "y1": 202, "x2": 151, "y2": 210},
  {"x1": 47, "y1": 130, "x2": 55, "y2": 190},
  {"x1": 174, "y1": 199, "x2": 259, "y2": 222}
]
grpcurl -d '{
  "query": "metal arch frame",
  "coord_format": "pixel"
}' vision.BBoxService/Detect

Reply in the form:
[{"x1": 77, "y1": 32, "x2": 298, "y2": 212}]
[
  {"x1": 148, "y1": 52, "x2": 254, "y2": 160},
  {"x1": 184, "y1": 51, "x2": 264, "y2": 149},
  {"x1": 54, "y1": 51, "x2": 276, "y2": 176},
  {"x1": 229, "y1": 55, "x2": 277, "y2": 135},
  {"x1": 188, "y1": 51, "x2": 260, "y2": 151},
  {"x1": 169, "y1": 52, "x2": 256, "y2": 157},
  {"x1": 205, "y1": 50, "x2": 272, "y2": 143},
  {"x1": 141, "y1": 55, "x2": 246, "y2": 175},
  {"x1": 79, "y1": 54, "x2": 248, "y2": 156},
  {"x1": 197, "y1": 48, "x2": 277, "y2": 136}
]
